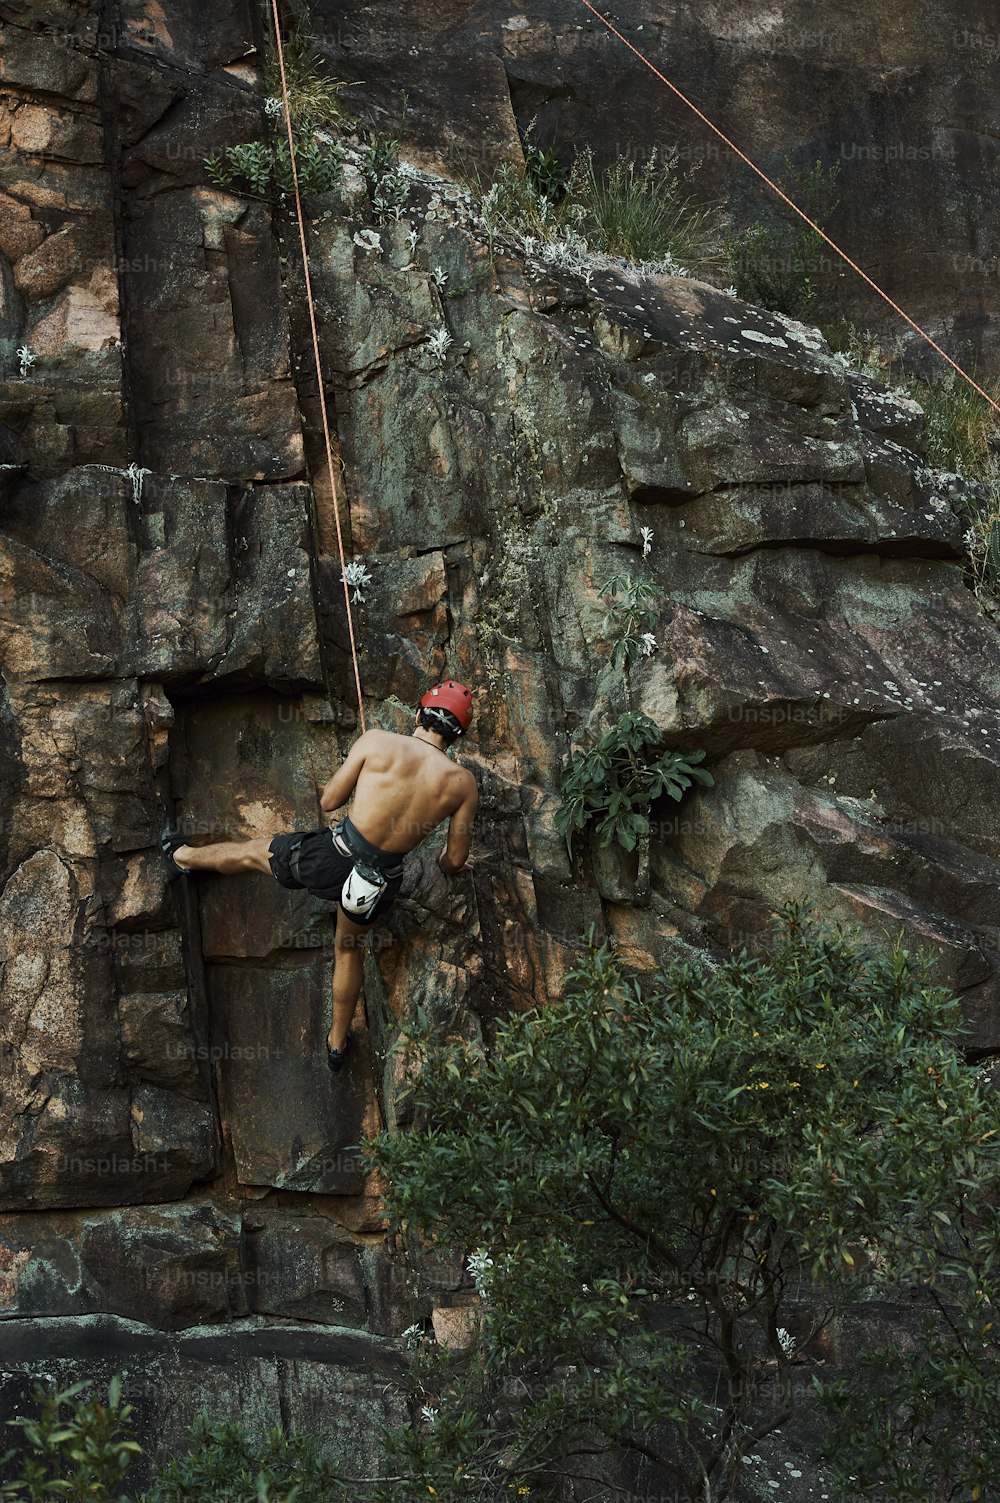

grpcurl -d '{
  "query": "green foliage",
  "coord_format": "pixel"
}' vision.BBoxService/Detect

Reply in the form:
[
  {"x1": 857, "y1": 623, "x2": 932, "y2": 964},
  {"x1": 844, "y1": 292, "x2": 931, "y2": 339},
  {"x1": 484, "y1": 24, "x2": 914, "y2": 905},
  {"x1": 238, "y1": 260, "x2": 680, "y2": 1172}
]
[
  {"x1": 524, "y1": 142, "x2": 569, "y2": 204},
  {"x1": 206, "y1": 136, "x2": 343, "y2": 200},
  {"x1": 598, "y1": 569, "x2": 658, "y2": 668},
  {"x1": 363, "y1": 133, "x2": 400, "y2": 182},
  {"x1": 727, "y1": 157, "x2": 840, "y2": 318},
  {"x1": 568, "y1": 147, "x2": 722, "y2": 268},
  {"x1": 0, "y1": 1378, "x2": 140, "y2": 1502},
  {"x1": 819, "y1": 325, "x2": 1000, "y2": 606},
  {"x1": 819, "y1": 1285, "x2": 1000, "y2": 1502},
  {"x1": 141, "y1": 1413, "x2": 341, "y2": 1502},
  {"x1": 472, "y1": 144, "x2": 721, "y2": 273},
  {"x1": 555, "y1": 711, "x2": 712, "y2": 856},
  {"x1": 0, "y1": 1386, "x2": 351, "y2": 1503},
  {"x1": 370, "y1": 911, "x2": 1000, "y2": 1502},
  {"x1": 910, "y1": 367, "x2": 1000, "y2": 479}
]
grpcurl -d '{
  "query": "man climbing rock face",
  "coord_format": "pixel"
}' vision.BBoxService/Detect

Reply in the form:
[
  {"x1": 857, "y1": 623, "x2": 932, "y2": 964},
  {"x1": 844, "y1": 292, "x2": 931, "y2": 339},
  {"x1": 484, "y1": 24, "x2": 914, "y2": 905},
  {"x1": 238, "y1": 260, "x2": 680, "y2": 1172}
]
[{"x1": 164, "y1": 681, "x2": 477, "y2": 1075}]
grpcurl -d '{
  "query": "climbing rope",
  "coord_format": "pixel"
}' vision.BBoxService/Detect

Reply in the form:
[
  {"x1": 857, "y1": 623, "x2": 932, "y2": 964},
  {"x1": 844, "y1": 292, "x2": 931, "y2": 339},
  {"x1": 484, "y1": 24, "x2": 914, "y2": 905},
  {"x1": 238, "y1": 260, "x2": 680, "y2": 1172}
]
[
  {"x1": 267, "y1": 0, "x2": 367, "y2": 731},
  {"x1": 574, "y1": 0, "x2": 1000, "y2": 419}
]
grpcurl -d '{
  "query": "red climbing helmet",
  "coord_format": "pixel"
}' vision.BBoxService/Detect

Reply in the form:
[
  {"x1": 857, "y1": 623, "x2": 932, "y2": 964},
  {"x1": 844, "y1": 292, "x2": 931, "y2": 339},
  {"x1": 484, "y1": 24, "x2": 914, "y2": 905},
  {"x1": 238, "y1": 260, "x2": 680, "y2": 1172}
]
[{"x1": 420, "y1": 680, "x2": 473, "y2": 734}]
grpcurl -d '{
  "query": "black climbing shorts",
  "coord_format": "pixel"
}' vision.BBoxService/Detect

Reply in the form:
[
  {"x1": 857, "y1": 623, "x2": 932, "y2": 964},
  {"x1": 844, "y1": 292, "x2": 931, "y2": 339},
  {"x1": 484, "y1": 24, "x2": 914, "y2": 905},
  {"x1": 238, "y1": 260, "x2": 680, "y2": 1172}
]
[{"x1": 268, "y1": 817, "x2": 404, "y2": 926}]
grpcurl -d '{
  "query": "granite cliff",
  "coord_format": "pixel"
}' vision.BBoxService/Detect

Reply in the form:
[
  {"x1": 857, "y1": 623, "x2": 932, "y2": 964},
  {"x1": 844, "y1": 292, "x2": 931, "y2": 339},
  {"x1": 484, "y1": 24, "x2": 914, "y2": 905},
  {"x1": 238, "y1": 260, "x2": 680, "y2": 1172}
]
[{"x1": 0, "y1": 0, "x2": 998, "y2": 1485}]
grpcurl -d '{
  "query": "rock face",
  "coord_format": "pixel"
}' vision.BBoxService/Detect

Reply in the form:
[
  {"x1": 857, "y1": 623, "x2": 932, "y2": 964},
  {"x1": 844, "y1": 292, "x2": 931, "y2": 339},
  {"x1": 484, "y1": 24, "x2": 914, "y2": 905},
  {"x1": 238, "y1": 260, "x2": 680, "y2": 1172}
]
[
  {"x1": 317, "y1": 0, "x2": 1000, "y2": 371},
  {"x1": 1, "y1": 0, "x2": 998, "y2": 1479}
]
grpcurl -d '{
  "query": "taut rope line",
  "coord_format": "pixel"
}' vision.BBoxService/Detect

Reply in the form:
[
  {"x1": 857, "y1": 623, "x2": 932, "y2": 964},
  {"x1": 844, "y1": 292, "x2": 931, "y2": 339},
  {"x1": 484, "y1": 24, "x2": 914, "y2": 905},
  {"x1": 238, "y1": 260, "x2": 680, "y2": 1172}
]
[{"x1": 267, "y1": 0, "x2": 368, "y2": 730}]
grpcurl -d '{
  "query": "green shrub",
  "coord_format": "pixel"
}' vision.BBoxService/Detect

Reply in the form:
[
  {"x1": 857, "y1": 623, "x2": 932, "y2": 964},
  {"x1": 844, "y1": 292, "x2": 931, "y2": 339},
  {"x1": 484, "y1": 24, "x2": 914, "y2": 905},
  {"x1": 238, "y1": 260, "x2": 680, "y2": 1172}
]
[
  {"x1": 206, "y1": 137, "x2": 343, "y2": 200},
  {"x1": 0, "y1": 1378, "x2": 140, "y2": 1502},
  {"x1": 141, "y1": 1413, "x2": 342, "y2": 1502},
  {"x1": 370, "y1": 910, "x2": 1000, "y2": 1503},
  {"x1": 727, "y1": 157, "x2": 840, "y2": 318},
  {"x1": 524, "y1": 142, "x2": 570, "y2": 204},
  {"x1": 555, "y1": 711, "x2": 712, "y2": 855}
]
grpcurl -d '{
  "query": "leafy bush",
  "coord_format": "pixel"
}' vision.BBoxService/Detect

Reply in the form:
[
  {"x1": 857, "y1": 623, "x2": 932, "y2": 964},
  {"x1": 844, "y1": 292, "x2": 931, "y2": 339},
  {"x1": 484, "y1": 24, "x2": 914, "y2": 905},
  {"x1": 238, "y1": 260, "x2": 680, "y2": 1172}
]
[
  {"x1": 0, "y1": 1384, "x2": 354, "y2": 1503},
  {"x1": 524, "y1": 142, "x2": 570, "y2": 205},
  {"x1": 142, "y1": 1413, "x2": 342, "y2": 1502},
  {"x1": 206, "y1": 137, "x2": 343, "y2": 200},
  {"x1": 0, "y1": 1378, "x2": 139, "y2": 1502},
  {"x1": 555, "y1": 711, "x2": 712, "y2": 856},
  {"x1": 727, "y1": 157, "x2": 840, "y2": 318},
  {"x1": 370, "y1": 910, "x2": 1000, "y2": 1503}
]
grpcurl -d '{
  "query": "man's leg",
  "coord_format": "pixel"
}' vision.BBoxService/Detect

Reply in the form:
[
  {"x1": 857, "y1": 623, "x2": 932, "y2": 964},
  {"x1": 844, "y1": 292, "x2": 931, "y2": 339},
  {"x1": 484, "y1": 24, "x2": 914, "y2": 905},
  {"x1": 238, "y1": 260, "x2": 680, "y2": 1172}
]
[
  {"x1": 173, "y1": 837, "x2": 274, "y2": 875},
  {"x1": 328, "y1": 907, "x2": 368, "y2": 1054}
]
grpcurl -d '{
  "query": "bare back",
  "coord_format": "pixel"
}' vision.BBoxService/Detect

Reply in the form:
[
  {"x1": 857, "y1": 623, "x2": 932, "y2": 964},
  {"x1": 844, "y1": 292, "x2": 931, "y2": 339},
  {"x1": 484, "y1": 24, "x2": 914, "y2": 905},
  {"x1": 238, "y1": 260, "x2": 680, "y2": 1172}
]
[{"x1": 336, "y1": 729, "x2": 475, "y2": 855}]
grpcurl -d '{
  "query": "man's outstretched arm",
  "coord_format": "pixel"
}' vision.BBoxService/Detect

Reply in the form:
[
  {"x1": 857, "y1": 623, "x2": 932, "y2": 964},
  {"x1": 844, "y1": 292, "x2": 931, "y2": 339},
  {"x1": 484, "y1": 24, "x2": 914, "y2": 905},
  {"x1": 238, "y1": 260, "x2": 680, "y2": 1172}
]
[
  {"x1": 439, "y1": 775, "x2": 478, "y2": 875},
  {"x1": 319, "y1": 732, "x2": 372, "y2": 816}
]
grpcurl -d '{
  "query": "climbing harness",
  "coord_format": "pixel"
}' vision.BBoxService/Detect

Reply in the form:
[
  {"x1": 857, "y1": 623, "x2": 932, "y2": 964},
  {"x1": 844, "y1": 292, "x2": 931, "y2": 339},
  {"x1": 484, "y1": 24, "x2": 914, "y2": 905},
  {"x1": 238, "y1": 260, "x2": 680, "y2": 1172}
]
[
  {"x1": 574, "y1": 0, "x2": 1000, "y2": 419},
  {"x1": 267, "y1": 0, "x2": 368, "y2": 730}
]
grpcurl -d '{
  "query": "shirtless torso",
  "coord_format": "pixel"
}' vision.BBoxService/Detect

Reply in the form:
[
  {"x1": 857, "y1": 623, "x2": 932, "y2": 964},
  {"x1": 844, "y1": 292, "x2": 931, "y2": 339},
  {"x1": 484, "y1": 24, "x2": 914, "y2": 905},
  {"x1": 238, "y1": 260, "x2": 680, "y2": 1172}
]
[{"x1": 319, "y1": 727, "x2": 478, "y2": 872}]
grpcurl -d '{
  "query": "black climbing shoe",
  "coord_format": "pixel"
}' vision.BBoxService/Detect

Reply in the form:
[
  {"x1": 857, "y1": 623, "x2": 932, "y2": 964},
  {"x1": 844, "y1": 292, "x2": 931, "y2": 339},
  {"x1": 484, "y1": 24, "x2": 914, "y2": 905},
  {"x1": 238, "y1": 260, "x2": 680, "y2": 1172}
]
[
  {"x1": 327, "y1": 1034, "x2": 351, "y2": 1074},
  {"x1": 160, "y1": 826, "x2": 191, "y2": 878}
]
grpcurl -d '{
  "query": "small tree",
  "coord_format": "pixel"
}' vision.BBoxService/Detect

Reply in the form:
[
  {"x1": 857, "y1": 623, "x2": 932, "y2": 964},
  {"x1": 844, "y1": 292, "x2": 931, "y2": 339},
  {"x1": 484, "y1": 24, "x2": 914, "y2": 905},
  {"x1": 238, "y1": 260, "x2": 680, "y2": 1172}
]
[{"x1": 371, "y1": 910, "x2": 1000, "y2": 1502}]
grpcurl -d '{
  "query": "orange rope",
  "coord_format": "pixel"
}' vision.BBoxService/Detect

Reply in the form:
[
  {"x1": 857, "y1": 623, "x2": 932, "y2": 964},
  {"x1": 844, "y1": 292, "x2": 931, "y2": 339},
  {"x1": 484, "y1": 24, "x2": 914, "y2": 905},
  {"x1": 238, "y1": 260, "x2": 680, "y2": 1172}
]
[
  {"x1": 575, "y1": 0, "x2": 1000, "y2": 419},
  {"x1": 267, "y1": 0, "x2": 367, "y2": 731}
]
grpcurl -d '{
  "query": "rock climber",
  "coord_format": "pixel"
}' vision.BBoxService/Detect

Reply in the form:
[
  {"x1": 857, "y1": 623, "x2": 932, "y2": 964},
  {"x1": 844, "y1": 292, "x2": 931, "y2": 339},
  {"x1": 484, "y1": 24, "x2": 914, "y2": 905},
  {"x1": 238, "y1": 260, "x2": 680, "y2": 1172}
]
[{"x1": 162, "y1": 681, "x2": 477, "y2": 1075}]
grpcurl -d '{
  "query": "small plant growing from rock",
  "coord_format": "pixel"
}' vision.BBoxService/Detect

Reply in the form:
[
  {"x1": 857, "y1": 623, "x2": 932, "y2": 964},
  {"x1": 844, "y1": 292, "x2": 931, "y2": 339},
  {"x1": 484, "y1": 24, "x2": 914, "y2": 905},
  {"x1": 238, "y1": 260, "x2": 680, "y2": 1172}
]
[
  {"x1": 726, "y1": 157, "x2": 840, "y2": 318},
  {"x1": 206, "y1": 137, "x2": 343, "y2": 200},
  {"x1": 555, "y1": 711, "x2": 712, "y2": 855},
  {"x1": 599, "y1": 570, "x2": 659, "y2": 668},
  {"x1": 570, "y1": 145, "x2": 721, "y2": 268},
  {"x1": 262, "y1": 30, "x2": 352, "y2": 132}
]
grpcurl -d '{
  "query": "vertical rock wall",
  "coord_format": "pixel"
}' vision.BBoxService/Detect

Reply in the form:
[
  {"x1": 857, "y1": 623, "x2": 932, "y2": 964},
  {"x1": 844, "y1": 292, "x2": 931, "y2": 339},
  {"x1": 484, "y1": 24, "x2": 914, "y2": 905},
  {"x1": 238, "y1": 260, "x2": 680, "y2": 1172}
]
[{"x1": 1, "y1": 0, "x2": 999, "y2": 1475}]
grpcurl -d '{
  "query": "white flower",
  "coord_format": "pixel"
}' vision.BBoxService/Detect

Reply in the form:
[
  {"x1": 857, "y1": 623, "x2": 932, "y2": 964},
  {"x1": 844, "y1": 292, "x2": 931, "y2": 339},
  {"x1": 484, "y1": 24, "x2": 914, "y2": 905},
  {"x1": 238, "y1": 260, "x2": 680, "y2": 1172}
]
[
  {"x1": 405, "y1": 227, "x2": 418, "y2": 251},
  {"x1": 640, "y1": 525, "x2": 654, "y2": 557},
  {"x1": 342, "y1": 559, "x2": 373, "y2": 602},
  {"x1": 639, "y1": 632, "x2": 658, "y2": 657},
  {"x1": 963, "y1": 528, "x2": 978, "y2": 551},
  {"x1": 777, "y1": 1328, "x2": 796, "y2": 1356},
  {"x1": 426, "y1": 327, "x2": 453, "y2": 362},
  {"x1": 723, "y1": 285, "x2": 738, "y2": 297},
  {"x1": 352, "y1": 228, "x2": 382, "y2": 252},
  {"x1": 16, "y1": 345, "x2": 36, "y2": 377},
  {"x1": 125, "y1": 461, "x2": 151, "y2": 507},
  {"x1": 420, "y1": 1405, "x2": 439, "y2": 1425},
  {"x1": 431, "y1": 265, "x2": 448, "y2": 287},
  {"x1": 264, "y1": 96, "x2": 284, "y2": 120}
]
